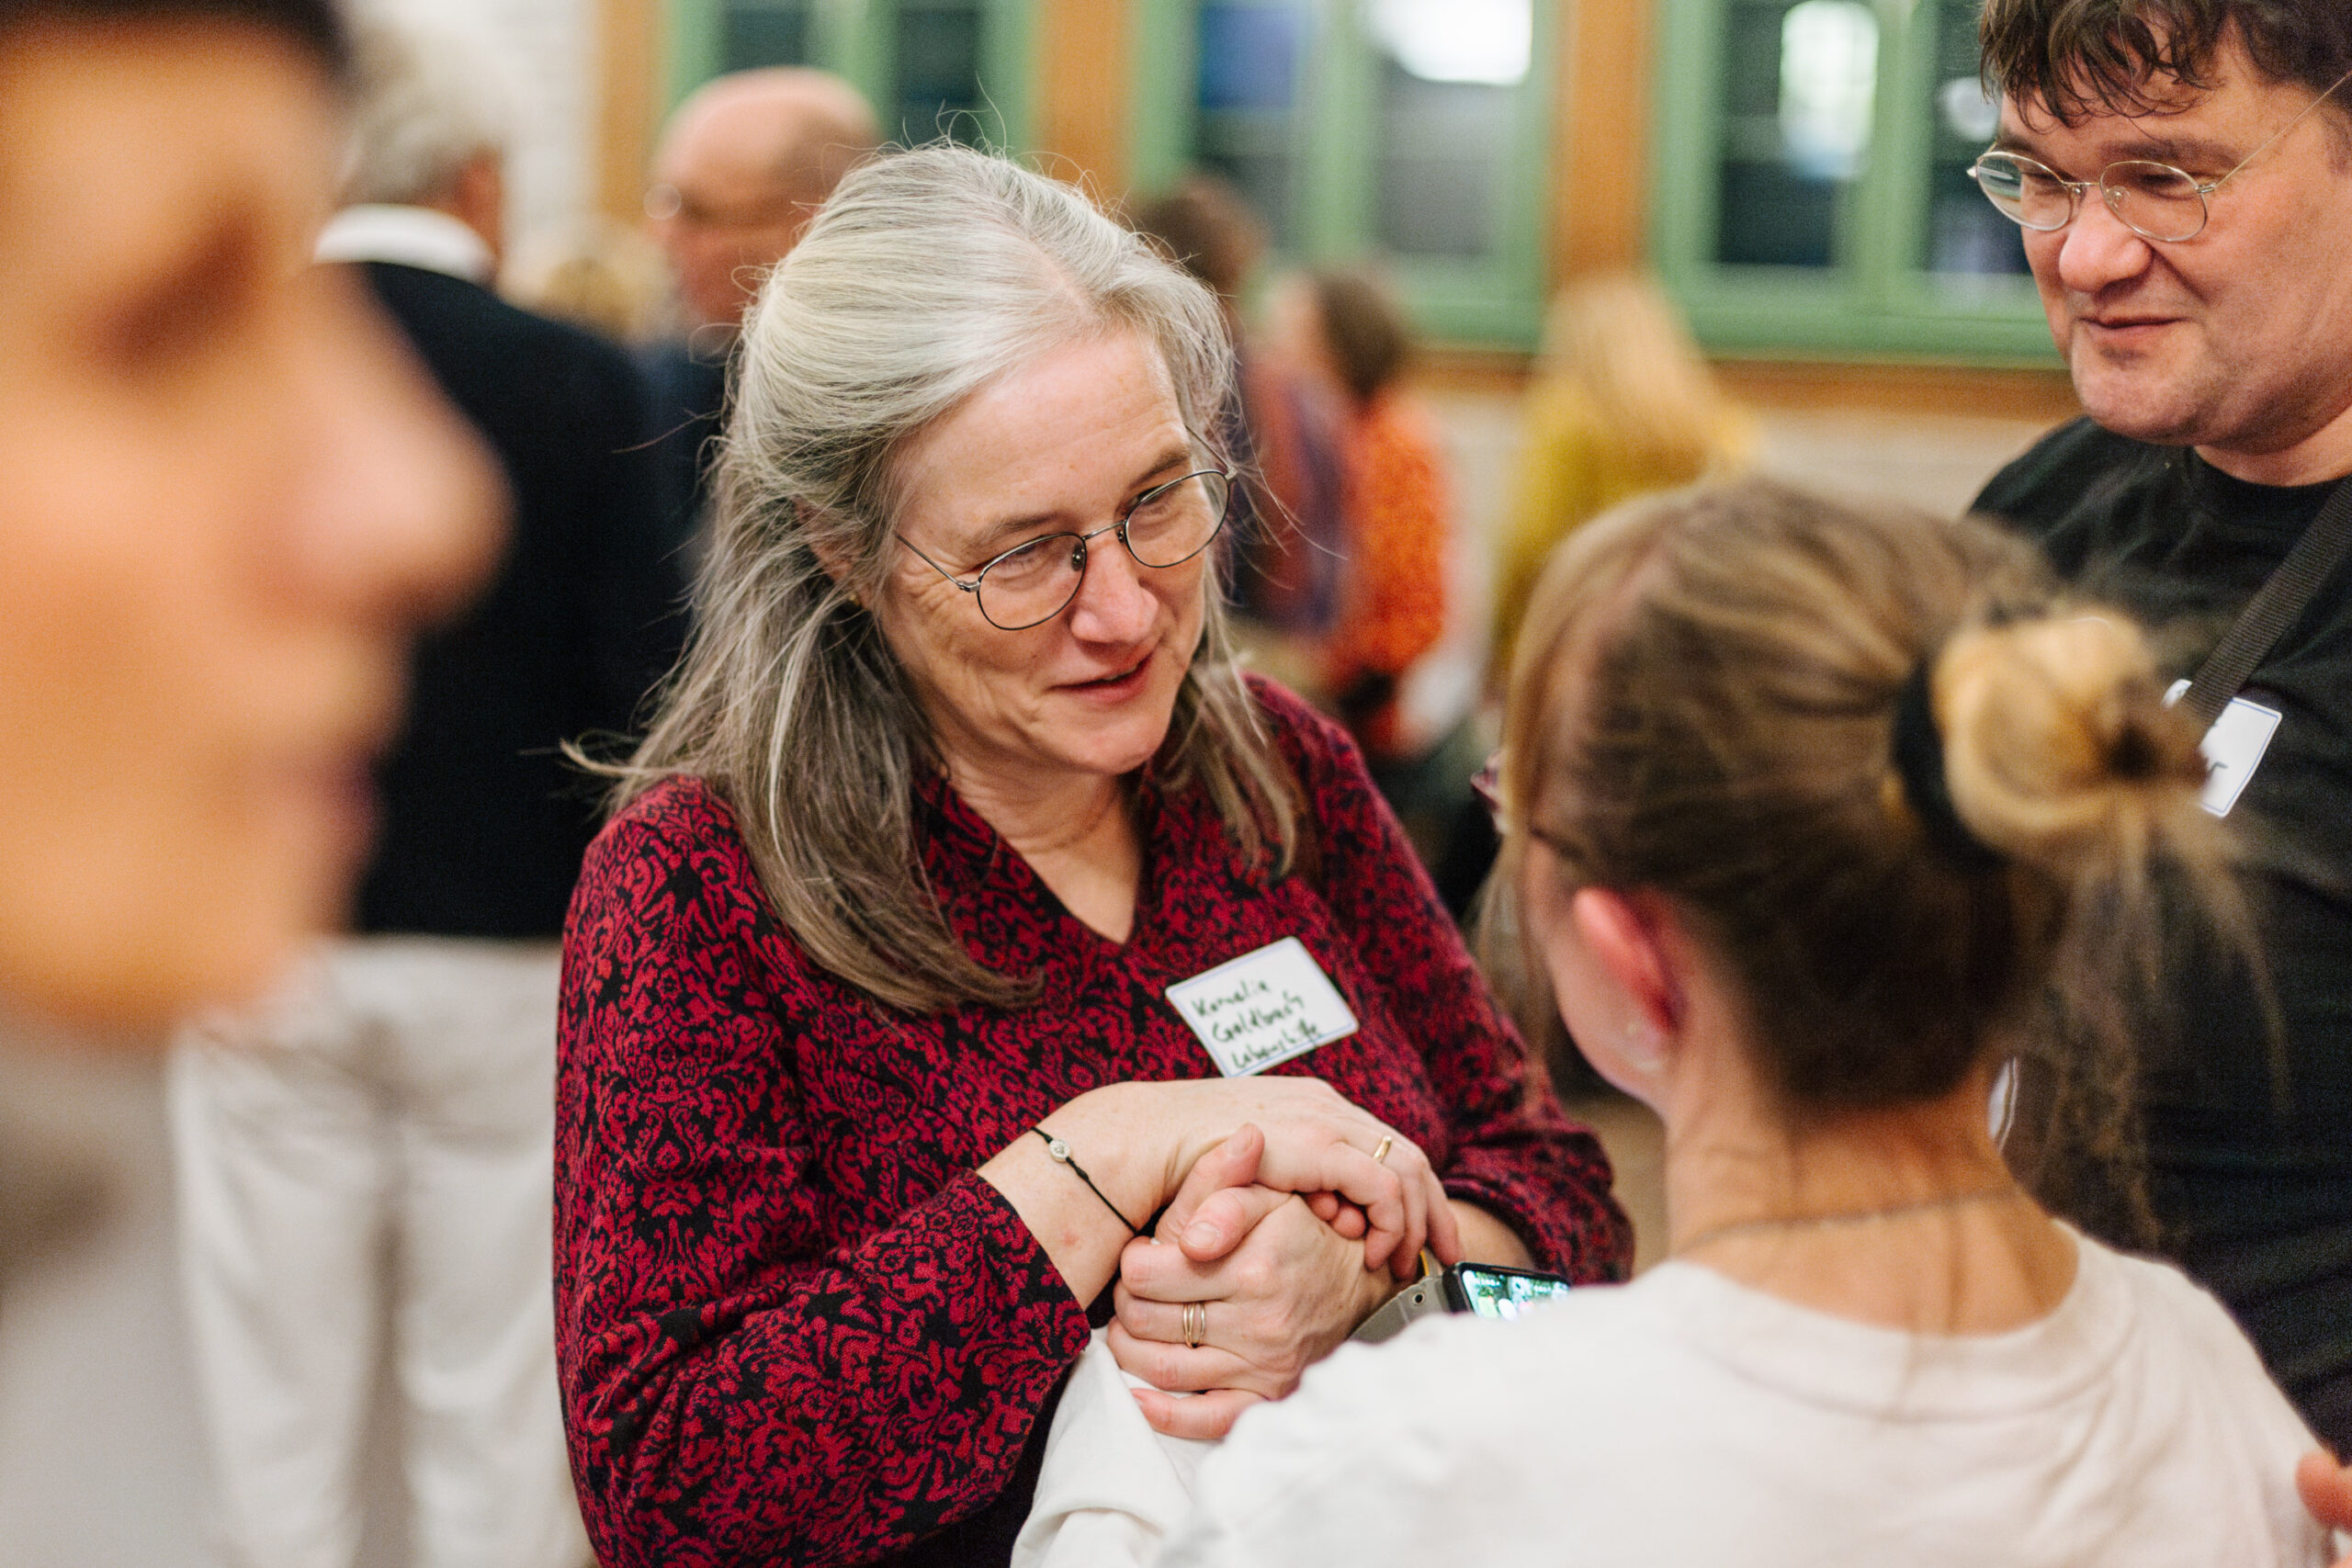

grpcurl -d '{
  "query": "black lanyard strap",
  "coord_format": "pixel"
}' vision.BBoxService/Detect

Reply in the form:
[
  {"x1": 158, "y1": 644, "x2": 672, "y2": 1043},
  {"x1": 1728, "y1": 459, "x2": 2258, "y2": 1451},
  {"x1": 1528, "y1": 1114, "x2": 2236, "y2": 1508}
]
[{"x1": 2179, "y1": 474, "x2": 2352, "y2": 730}]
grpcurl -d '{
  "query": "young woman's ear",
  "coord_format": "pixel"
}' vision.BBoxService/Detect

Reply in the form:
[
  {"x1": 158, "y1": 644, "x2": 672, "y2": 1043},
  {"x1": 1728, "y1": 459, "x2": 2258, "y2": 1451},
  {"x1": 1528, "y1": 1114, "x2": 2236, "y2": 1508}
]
[{"x1": 1569, "y1": 887, "x2": 1682, "y2": 1069}]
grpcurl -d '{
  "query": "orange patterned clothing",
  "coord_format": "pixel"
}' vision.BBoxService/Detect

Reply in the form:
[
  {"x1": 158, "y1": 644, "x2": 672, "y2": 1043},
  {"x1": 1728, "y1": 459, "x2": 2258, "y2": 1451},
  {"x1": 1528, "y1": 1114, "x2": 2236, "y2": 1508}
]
[{"x1": 1324, "y1": 391, "x2": 1452, "y2": 761}]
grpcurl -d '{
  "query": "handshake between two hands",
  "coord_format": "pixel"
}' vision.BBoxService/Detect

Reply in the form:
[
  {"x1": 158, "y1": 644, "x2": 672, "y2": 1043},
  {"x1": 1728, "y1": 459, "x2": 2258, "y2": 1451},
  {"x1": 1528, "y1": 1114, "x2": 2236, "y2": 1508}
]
[{"x1": 1102, "y1": 1122, "x2": 1463, "y2": 1442}]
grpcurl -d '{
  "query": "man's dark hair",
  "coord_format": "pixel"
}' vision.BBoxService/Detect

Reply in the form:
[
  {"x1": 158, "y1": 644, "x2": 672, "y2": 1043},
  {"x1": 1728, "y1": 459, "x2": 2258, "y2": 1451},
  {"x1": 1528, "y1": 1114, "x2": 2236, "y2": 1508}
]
[
  {"x1": 0, "y1": 0, "x2": 345, "y2": 70},
  {"x1": 1981, "y1": 0, "x2": 2352, "y2": 121}
]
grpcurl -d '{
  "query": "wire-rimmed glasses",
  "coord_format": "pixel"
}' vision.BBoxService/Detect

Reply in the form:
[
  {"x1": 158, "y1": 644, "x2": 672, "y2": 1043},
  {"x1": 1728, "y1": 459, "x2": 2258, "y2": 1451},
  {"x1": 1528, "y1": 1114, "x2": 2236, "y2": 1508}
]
[
  {"x1": 899, "y1": 467, "x2": 1234, "y2": 631},
  {"x1": 1968, "y1": 67, "x2": 2352, "y2": 243}
]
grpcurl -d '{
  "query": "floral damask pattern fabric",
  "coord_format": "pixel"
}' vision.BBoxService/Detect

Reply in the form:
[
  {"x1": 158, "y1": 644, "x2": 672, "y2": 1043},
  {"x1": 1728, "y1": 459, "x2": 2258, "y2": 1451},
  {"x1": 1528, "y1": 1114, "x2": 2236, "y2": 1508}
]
[{"x1": 555, "y1": 677, "x2": 1631, "y2": 1568}]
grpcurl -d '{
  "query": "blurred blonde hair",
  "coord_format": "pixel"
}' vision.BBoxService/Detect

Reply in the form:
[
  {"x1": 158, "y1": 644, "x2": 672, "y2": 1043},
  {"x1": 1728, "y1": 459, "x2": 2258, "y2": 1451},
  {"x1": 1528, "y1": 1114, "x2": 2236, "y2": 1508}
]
[
  {"x1": 1535, "y1": 272, "x2": 1750, "y2": 474},
  {"x1": 503, "y1": 220, "x2": 670, "y2": 344}
]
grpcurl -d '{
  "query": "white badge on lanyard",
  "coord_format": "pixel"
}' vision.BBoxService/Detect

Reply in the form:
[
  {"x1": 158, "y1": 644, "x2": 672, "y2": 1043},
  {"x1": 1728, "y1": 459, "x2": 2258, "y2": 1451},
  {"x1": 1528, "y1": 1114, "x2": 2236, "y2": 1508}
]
[
  {"x1": 1165, "y1": 937, "x2": 1360, "y2": 1077},
  {"x1": 2165, "y1": 679, "x2": 2283, "y2": 818}
]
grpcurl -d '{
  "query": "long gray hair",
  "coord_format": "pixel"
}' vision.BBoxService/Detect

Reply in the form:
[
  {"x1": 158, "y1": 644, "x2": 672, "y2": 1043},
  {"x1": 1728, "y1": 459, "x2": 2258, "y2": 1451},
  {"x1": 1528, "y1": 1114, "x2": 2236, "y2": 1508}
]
[{"x1": 607, "y1": 144, "x2": 1302, "y2": 1012}]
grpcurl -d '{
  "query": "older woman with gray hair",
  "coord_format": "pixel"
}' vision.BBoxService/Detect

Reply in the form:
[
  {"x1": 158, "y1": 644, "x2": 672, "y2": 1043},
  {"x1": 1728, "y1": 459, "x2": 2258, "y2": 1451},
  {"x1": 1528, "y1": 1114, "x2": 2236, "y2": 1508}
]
[{"x1": 554, "y1": 144, "x2": 1629, "y2": 1568}]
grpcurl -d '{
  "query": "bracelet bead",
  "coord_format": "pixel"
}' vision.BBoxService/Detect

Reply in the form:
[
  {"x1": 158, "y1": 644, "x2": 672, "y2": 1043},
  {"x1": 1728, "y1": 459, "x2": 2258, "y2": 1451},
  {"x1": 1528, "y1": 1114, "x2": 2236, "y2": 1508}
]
[{"x1": 1032, "y1": 1125, "x2": 1141, "y2": 1238}]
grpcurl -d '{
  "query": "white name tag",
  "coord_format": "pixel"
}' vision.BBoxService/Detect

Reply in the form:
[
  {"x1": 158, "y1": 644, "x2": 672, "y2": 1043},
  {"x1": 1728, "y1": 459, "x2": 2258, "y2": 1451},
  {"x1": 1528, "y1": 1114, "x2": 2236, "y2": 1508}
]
[
  {"x1": 2165, "y1": 679, "x2": 2283, "y2": 818},
  {"x1": 1165, "y1": 937, "x2": 1360, "y2": 1077}
]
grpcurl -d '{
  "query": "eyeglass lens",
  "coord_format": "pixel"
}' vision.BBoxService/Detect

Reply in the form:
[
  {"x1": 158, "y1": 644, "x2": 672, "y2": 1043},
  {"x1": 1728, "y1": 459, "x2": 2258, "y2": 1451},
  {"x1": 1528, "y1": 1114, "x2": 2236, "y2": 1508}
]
[
  {"x1": 1970, "y1": 153, "x2": 2211, "y2": 243},
  {"x1": 975, "y1": 470, "x2": 1231, "y2": 630}
]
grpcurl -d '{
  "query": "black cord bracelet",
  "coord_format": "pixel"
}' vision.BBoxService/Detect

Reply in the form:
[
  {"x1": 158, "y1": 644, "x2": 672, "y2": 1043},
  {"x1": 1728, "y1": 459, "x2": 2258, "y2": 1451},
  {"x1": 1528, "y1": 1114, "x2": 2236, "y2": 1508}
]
[{"x1": 1032, "y1": 1126, "x2": 1142, "y2": 1237}]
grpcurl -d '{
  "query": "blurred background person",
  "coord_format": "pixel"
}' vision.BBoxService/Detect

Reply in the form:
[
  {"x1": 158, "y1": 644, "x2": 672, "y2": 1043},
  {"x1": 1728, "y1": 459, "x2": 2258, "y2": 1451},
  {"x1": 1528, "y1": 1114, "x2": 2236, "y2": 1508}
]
[
  {"x1": 1488, "y1": 272, "x2": 1754, "y2": 685},
  {"x1": 1270, "y1": 266, "x2": 1472, "y2": 866},
  {"x1": 504, "y1": 217, "x2": 671, "y2": 346},
  {"x1": 165, "y1": 11, "x2": 676, "y2": 1566},
  {"x1": 1131, "y1": 176, "x2": 1346, "y2": 651},
  {"x1": 641, "y1": 66, "x2": 878, "y2": 563},
  {"x1": 1436, "y1": 272, "x2": 1754, "y2": 919},
  {"x1": 0, "y1": 0, "x2": 498, "y2": 1034}
]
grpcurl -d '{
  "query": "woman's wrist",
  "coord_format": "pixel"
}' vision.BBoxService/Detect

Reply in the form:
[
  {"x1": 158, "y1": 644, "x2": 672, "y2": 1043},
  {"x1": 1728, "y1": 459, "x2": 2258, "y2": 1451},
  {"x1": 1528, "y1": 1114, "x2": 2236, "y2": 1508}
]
[
  {"x1": 1450, "y1": 1198, "x2": 1537, "y2": 1270},
  {"x1": 1038, "y1": 1081, "x2": 1180, "y2": 1232}
]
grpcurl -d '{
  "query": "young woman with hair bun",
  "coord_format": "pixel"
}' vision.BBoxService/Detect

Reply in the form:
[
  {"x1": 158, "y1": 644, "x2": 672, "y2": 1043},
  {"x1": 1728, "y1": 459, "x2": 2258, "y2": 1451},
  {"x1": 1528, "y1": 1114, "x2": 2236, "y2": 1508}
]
[{"x1": 1159, "y1": 477, "x2": 2337, "y2": 1565}]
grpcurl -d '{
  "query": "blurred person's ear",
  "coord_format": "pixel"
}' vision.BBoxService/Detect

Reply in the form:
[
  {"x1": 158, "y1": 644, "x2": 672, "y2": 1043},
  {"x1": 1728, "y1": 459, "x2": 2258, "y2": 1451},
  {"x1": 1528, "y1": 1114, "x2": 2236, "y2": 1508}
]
[{"x1": 445, "y1": 152, "x2": 505, "y2": 268}]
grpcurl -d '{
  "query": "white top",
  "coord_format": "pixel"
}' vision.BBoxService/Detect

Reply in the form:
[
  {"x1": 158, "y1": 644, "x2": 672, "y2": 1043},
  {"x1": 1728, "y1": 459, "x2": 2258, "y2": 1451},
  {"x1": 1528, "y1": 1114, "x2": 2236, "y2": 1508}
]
[
  {"x1": 1151, "y1": 1231, "x2": 2332, "y2": 1568},
  {"x1": 315, "y1": 205, "x2": 494, "y2": 285},
  {"x1": 1012, "y1": 1330, "x2": 1218, "y2": 1568}
]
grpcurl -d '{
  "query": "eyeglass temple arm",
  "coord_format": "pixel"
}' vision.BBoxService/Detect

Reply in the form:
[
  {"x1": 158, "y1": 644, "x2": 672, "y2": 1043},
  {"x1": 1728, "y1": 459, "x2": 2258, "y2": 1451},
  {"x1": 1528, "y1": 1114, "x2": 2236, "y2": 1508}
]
[{"x1": 895, "y1": 535, "x2": 982, "y2": 593}]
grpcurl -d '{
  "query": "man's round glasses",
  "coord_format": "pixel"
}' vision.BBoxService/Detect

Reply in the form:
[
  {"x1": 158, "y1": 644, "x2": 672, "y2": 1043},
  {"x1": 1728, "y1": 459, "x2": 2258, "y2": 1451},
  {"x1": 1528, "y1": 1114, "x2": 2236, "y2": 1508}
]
[
  {"x1": 1968, "y1": 67, "x2": 2352, "y2": 243},
  {"x1": 899, "y1": 468, "x2": 1233, "y2": 631}
]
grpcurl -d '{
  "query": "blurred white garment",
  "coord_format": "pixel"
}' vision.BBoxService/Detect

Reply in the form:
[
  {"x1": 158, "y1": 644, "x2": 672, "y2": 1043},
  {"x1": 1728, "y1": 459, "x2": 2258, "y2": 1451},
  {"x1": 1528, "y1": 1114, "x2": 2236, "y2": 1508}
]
[
  {"x1": 1014, "y1": 1329, "x2": 1217, "y2": 1568},
  {"x1": 315, "y1": 205, "x2": 494, "y2": 284},
  {"x1": 167, "y1": 939, "x2": 584, "y2": 1568}
]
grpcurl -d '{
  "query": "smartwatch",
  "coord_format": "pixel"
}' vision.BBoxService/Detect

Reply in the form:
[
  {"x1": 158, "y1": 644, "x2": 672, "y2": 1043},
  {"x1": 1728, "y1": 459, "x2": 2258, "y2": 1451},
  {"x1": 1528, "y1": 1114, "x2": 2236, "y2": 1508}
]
[{"x1": 1351, "y1": 1258, "x2": 1577, "y2": 1344}]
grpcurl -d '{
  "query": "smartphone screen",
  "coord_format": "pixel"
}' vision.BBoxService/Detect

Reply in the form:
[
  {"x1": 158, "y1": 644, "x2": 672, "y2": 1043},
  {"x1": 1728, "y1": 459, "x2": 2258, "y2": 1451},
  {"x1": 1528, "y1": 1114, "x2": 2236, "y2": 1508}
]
[{"x1": 1452, "y1": 1264, "x2": 1576, "y2": 1322}]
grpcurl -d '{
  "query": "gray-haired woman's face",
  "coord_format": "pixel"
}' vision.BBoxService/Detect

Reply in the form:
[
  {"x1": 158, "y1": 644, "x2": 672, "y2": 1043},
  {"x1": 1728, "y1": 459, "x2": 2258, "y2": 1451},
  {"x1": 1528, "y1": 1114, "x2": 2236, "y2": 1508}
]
[{"x1": 874, "y1": 328, "x2": 1212, "y2": 792}]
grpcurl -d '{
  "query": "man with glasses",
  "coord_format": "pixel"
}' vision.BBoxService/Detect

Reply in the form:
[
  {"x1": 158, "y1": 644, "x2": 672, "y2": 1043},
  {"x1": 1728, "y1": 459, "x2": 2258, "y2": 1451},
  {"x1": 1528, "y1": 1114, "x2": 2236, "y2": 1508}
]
[
  {"x1": 642, "y1": 69, "x2": 878, "y2": 561},
  {"x1": 1968, "y1": 0, "x2": 2352, "y2": 1458}
]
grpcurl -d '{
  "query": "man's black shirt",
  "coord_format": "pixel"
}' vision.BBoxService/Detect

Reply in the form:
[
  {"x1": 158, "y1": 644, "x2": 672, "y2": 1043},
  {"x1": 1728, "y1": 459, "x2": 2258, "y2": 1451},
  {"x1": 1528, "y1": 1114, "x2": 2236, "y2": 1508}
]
[
  {"x1": 1977, "y1": 416, "x2": 2352, "y2": 1448},
  {"x1": 359, "y1": 263, "x2": 684, "y2": 939}
]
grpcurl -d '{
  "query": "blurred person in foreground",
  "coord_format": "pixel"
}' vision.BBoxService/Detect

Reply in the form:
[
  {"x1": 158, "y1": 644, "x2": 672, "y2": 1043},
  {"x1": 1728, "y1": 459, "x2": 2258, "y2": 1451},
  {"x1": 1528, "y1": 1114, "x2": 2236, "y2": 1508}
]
[
  {"x1": 1269, "y1": 266, "x2": 1472, "y2": 864},
  {"x1": 1967, "y1": 0, "x2": 2352, "y2": 1461},
  {"x1": 1488, "y1": 272, "x2": 1753, "y2": 683},
  {"x1": 0, "y1": 0, "x2": 497, "y2": 1033},
  {"x1": 556, "y1": 144, "x2": 1629, "y2": 1568},
  {"x1": 1161, "y1": 478, "x2": 2336, "y2": 1565},
  {"x1": 1131, "y1": 176, "x2": 1346, "y2": 647},
  {"x1": 641, "y1": 66, "x2": 878, "y2": 559},
  {"x1": 165, "y1": 12, "x2": 677, "y2": 1566}
]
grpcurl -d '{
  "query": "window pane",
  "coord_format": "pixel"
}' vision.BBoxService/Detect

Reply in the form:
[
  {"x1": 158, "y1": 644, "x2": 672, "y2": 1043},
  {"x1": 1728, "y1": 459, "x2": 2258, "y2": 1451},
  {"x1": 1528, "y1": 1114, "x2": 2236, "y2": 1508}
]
[
  {"x1": 1363, "y1": 0, "x2": 1530, "y2": 259},
  {"x1": 722, "y1": 0, "x2": 811, "y2": 72},
  {"x1": 1714, "y1": 0, "x2": 1877, "y2": 269},
  {"x1": 1195, "y1": 1, "x2": 1314, "y2": 248},
  {"x1": 1924, "y1": 0, "x2": 2029, "y2": 277},
  {"x1": 897, "y1": 0, "x2": 987, "y2": 145}
]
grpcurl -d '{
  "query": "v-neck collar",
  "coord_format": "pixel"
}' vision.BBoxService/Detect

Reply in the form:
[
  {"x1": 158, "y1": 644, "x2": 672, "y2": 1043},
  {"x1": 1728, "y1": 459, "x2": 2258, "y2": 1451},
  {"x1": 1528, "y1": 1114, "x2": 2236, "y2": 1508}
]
[{"x1": 913, "y1": 769, "x2": 1177, "y2": 966}]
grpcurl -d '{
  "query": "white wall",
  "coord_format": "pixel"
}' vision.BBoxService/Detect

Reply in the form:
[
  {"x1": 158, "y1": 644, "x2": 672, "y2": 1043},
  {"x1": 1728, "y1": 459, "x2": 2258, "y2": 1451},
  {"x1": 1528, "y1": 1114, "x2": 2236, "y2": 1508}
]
[{"x1": 366, "y1": 0, "x2": 602, "y2": 247}]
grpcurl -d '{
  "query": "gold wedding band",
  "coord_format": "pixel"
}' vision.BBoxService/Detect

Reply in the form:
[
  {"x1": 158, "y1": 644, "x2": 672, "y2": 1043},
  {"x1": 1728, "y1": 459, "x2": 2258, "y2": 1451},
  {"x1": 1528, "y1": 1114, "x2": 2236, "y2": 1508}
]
[
  {"x1": 1182, "y1": 1301, "x2": 1206, "y2": 1350},
  {"x1": 1371, "y1": 1134, "x2": 1394, "y2": 1166}
]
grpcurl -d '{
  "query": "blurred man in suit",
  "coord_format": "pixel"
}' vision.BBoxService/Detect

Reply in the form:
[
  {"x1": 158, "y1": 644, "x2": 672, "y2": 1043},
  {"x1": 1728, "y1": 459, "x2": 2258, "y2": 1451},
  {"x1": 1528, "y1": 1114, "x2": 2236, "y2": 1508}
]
[
  {"x1": 640, "y1": 66, "x2": 878, "y2": 558},
  {"x1": 166, "y1": 15, "x2": 679, "y2": 1566}
]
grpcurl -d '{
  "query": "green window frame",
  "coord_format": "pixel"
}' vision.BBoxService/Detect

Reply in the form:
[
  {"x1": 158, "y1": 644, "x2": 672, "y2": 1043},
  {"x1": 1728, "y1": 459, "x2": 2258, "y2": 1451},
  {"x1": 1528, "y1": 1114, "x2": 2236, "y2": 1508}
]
[
  {"x1": 1128, "y1": 0, "x2": 1556, "y2": 346},
  {"x1": 665, "y1": 0, "x2": 1035, "y2": 152},
  {"x1": 1651, "y1": 0, "x2": 2059, "y2": 363}
]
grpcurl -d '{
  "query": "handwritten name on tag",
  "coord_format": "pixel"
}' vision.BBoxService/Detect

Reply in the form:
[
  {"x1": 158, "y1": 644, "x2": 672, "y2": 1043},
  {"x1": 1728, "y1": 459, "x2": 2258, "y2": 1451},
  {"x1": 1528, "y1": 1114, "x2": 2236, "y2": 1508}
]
[
  {"x1": 2165, "y1": 680, "x2": 2283, "y2": 818},
  {"x1": 1165, "y1": 937, "x2": 1360, "y2": 1078}
]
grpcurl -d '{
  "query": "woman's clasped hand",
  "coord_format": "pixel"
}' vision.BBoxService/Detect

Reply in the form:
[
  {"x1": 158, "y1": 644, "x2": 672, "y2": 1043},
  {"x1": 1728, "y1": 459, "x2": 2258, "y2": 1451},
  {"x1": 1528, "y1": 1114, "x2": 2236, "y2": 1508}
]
[
  {"x1": 1110, "y1": 1120, "x2": 1450, "y2": 1439},
  {"x1": 985, "y1": 1078, "x2": 1462, "y2": 1438}
]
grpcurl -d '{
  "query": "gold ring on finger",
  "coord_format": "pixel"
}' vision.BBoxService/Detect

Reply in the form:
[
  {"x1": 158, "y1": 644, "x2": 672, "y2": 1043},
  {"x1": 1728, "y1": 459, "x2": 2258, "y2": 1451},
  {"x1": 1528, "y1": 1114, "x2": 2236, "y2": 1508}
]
[
  {"x1": 1371, "y1": 1134, "x2": 1394, "y2": 1166},
  {"x1": 1182, "y1": 1300, "x2": 1206, "y2": 1350}
]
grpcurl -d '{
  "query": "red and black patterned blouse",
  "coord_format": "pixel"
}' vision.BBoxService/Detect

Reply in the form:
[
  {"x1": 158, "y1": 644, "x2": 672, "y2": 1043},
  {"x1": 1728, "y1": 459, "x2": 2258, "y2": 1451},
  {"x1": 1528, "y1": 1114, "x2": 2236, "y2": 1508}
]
[{"x1": 555, "y1": 678, "x2": 1631, "y2": 1568}]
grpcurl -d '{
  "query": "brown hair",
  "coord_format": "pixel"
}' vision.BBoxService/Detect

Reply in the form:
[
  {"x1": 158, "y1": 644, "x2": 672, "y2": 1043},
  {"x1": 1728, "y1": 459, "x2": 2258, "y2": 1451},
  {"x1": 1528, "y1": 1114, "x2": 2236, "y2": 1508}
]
[
  {"x1": 0, "y1": 0, "x2": 345, "y2": 64},
  {"x1": 1980, "y1": 0, "x2": 2352, "y2": 124},
  {"x1": 1131, "y1": 175, "x2": 1266, "y2": 302},
  {"x1": 1306, "y1": 268, "x2": 1412, "y2": 408},
  {"x1": 1490, "y1": 478, "x2": 2241, "y2": 1238}
]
